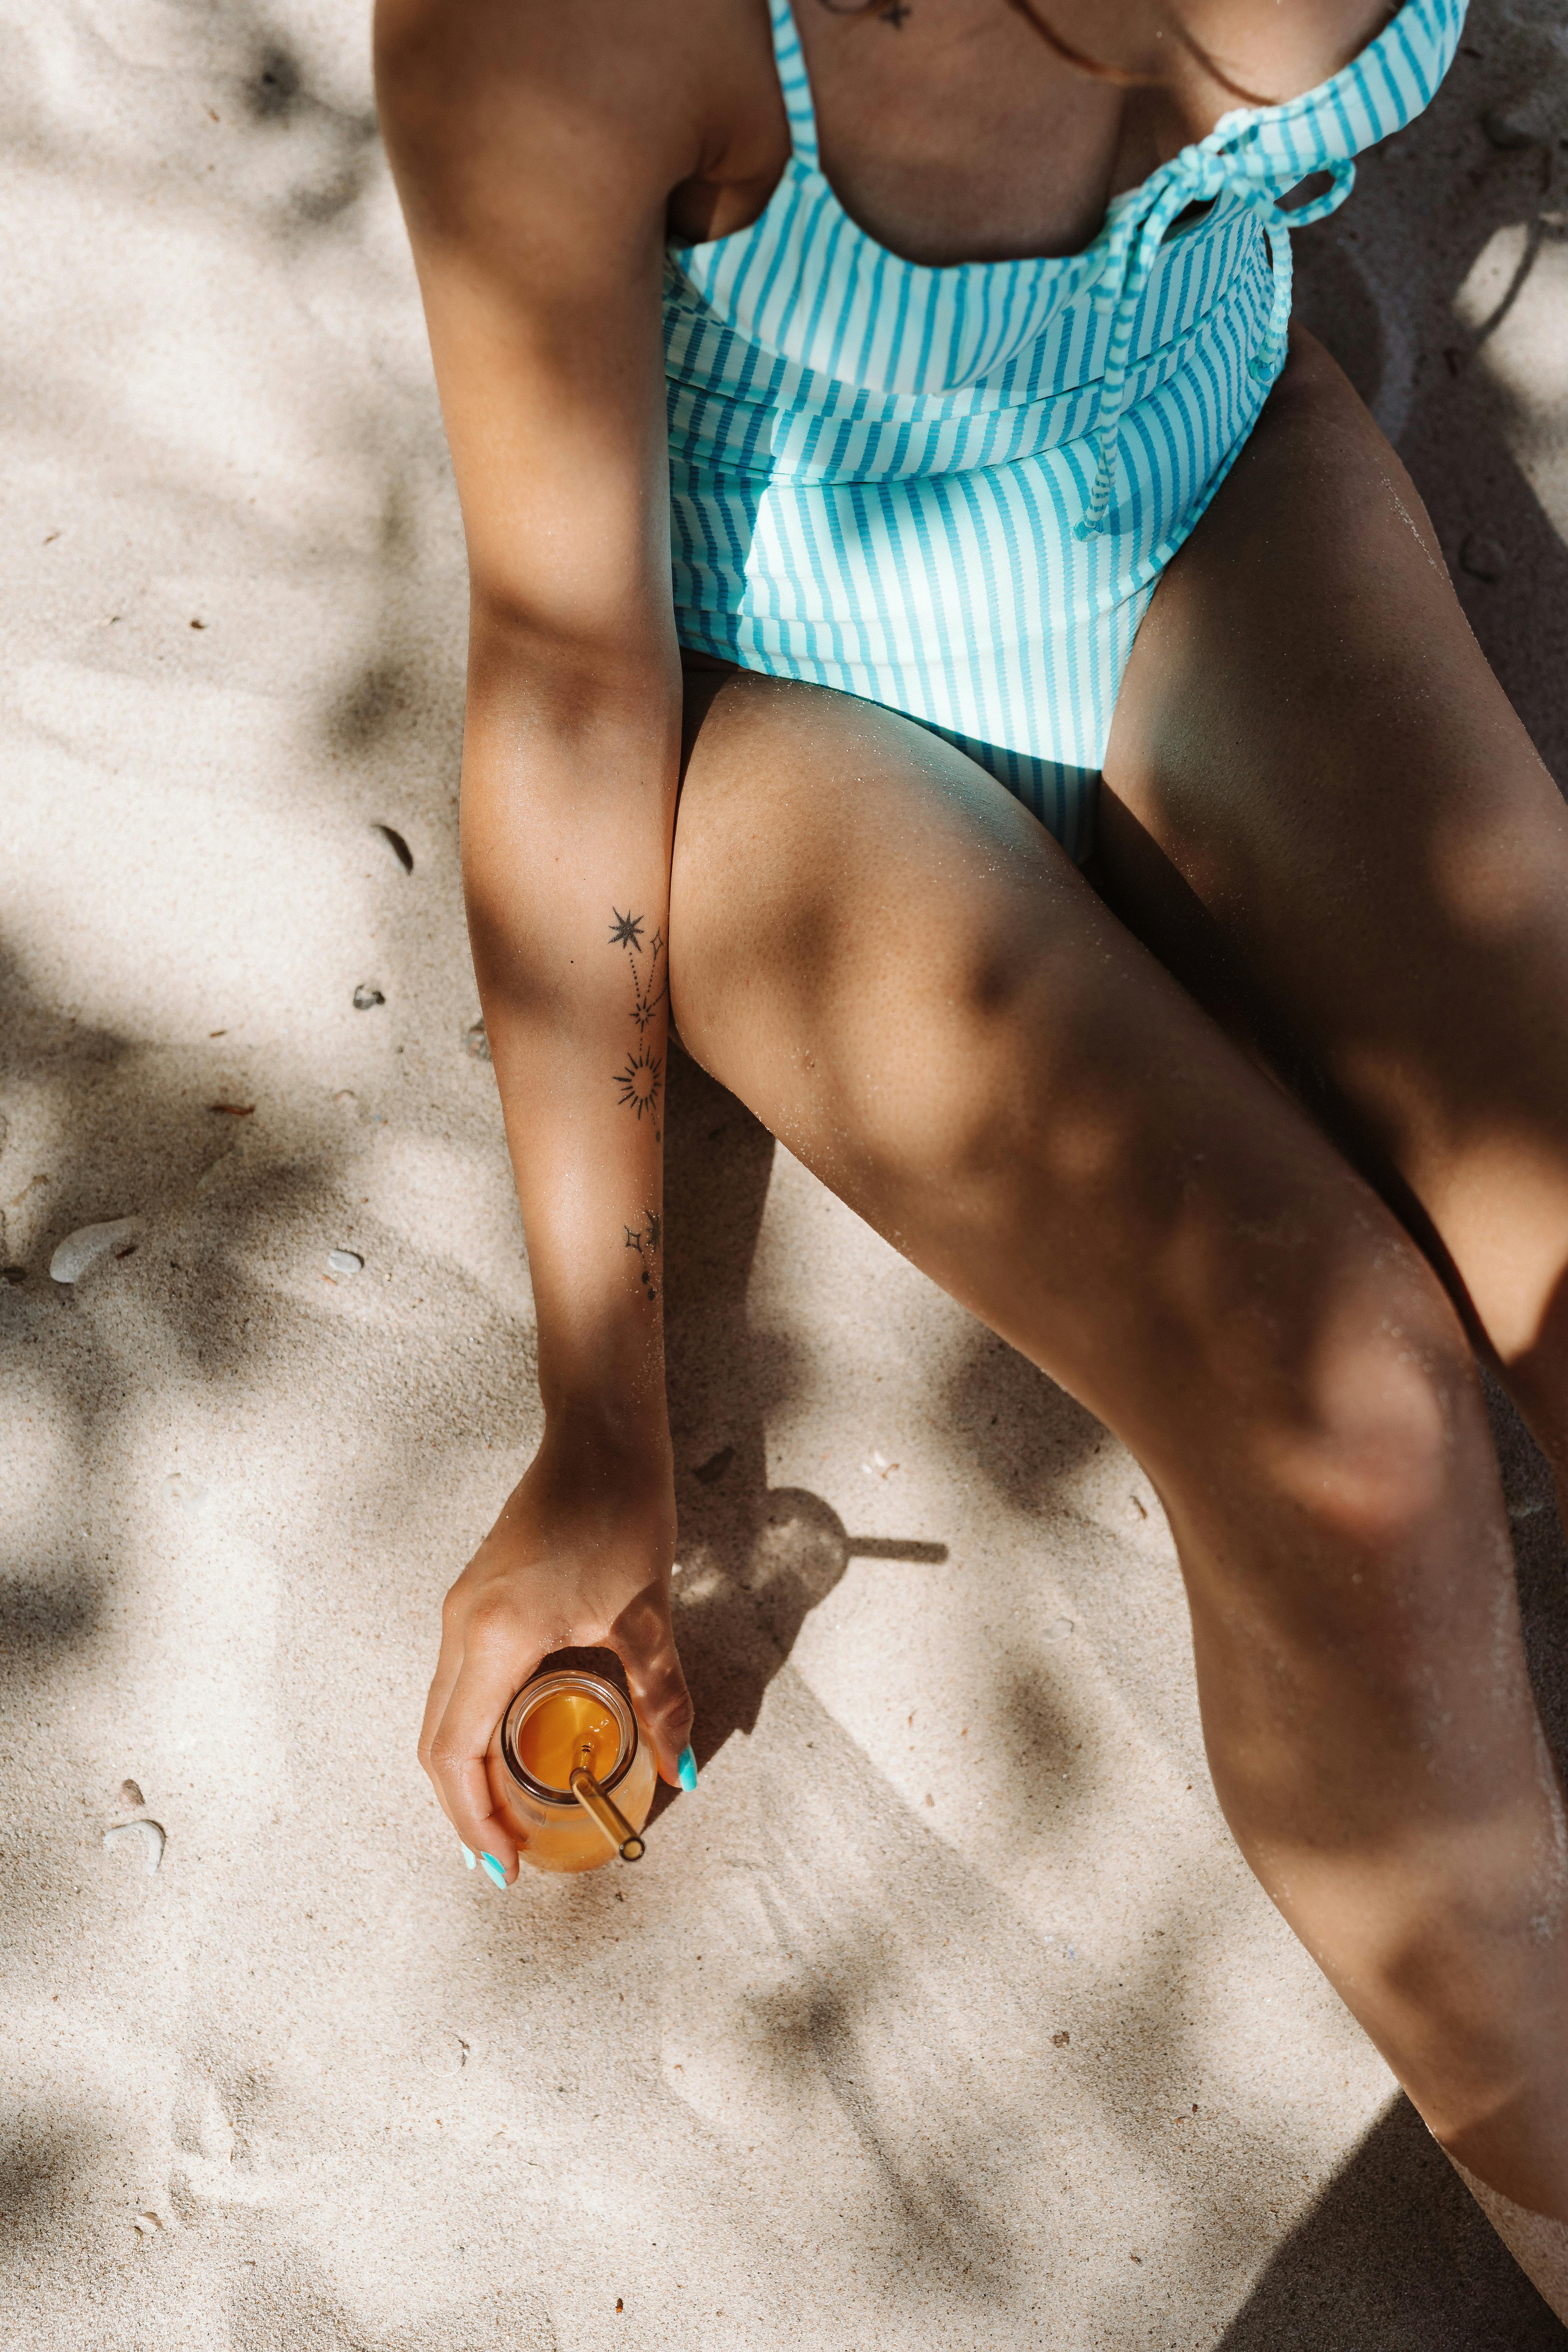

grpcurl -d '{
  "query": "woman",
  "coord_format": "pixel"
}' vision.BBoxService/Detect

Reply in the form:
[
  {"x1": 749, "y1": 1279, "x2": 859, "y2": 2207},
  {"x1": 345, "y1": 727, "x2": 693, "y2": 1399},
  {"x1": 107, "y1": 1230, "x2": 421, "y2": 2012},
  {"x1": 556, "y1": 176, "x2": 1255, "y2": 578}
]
[{"x1": 376, "y1": 0, "x2": 1568, "y2": 2306}]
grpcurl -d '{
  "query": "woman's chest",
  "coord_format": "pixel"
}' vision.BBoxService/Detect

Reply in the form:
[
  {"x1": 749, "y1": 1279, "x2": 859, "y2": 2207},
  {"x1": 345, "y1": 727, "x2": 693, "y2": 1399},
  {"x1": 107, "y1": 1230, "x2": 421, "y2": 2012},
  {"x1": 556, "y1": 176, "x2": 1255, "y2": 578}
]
[{"x1": 668, "y1": 0, "x2": 1398, "y2": 268}]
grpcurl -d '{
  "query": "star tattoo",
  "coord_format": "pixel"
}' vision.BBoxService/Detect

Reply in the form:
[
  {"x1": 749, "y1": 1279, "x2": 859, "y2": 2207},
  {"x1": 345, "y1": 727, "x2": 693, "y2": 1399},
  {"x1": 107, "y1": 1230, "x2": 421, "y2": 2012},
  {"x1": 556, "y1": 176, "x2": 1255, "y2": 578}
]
[{"x1": 608, "y1": 908, "x2": 645, "y2": 951}]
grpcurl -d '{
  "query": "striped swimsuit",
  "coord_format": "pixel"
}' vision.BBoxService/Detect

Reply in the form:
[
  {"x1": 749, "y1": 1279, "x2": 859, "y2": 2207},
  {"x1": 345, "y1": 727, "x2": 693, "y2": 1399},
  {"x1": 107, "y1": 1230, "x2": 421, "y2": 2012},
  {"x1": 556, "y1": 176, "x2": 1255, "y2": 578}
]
[{"x1": 664, "y1": 0, "x2": 1465, "y2": 860}]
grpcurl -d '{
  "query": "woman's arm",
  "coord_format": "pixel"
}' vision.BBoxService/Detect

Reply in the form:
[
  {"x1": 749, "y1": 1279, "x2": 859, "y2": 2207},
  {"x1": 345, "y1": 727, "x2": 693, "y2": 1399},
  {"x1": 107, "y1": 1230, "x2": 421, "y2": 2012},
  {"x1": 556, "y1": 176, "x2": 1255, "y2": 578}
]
[{"x1": 376, "y1": 0, "x2": 706, "y2": 1875}]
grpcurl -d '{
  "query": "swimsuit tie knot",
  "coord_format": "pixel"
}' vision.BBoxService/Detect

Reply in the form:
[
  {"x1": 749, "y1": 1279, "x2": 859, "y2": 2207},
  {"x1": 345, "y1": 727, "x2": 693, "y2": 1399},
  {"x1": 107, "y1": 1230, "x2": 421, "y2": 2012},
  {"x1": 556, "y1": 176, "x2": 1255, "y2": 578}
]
[{"x1": 1075, "y1": 131, "x2": 1357, "y2": 540}]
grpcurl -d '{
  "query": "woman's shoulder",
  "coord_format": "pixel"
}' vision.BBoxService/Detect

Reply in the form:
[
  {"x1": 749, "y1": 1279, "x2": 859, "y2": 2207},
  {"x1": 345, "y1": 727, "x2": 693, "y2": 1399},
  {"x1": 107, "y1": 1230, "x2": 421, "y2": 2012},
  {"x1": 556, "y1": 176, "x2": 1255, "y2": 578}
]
[
  {"x1": 1163, "y1": 0, "x2": 1414, "y2": 112},
  {"x1": 373, "y1": 0, "x2": 772, "y2": 221}
]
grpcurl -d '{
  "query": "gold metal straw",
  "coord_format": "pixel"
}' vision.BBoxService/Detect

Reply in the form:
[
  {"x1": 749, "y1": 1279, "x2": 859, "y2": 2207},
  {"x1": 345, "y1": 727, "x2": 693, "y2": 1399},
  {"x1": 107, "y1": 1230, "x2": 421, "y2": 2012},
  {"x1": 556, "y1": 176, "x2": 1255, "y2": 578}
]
[{"x1": 570, "y1": 1742, "x2": 645, "y2": 1862}]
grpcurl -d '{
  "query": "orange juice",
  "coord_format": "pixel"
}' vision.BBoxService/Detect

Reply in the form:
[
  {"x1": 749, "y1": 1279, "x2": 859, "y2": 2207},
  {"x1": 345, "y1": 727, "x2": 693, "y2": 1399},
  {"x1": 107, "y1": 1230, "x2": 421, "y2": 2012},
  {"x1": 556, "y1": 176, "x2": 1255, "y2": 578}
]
[
  {"x1": 516, "y1": 1687, "x2": 621, "y2": 1790},
  {"x1": 490, "y1": 1666, "x2": 657, "y2": 1874}
]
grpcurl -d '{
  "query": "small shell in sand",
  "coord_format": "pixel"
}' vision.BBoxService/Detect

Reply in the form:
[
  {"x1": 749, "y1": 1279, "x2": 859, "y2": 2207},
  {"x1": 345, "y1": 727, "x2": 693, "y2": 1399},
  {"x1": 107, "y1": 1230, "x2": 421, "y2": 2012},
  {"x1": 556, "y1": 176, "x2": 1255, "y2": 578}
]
[
  {"x1": 371, "y1": 822, "x2": 413, "y2": 873},
  {"x1": 49, "y1": 1218, "x2": 137, "y2": 1283},
  {"x1": 326, "y1": 1249, "x2": 363, "y2": 1277},
  {"x1": 103, "y1": 1819, "x2": 165, "y2": 1875}
]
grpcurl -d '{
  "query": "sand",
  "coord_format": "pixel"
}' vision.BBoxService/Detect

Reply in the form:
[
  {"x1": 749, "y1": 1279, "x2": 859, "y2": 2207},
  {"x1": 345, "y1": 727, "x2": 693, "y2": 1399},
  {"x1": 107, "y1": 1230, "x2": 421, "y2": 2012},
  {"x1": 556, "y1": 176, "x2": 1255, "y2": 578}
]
[{"x1": 4, "y1": 1, "x2": 1568, "y2": 2345}]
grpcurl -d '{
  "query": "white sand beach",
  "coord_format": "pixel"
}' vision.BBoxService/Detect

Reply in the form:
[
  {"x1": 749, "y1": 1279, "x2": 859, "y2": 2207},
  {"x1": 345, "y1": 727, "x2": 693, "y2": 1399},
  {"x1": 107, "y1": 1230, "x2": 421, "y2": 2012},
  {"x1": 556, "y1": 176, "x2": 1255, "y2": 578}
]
[{"x1": 4, "y1": 2, "x2": 1568, "y2": 2344}]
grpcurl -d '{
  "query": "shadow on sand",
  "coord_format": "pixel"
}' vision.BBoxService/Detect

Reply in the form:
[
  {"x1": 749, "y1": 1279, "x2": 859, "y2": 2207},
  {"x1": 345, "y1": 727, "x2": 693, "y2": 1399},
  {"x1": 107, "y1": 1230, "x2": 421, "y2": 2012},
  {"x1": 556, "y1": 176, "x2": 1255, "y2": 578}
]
[
  {"x1": 652, "y1": 1041, "x2": 948, "y2": 1820},
  {"x1": 1220, "y1": 2095, "x2": 1565, "y2": 2350}
]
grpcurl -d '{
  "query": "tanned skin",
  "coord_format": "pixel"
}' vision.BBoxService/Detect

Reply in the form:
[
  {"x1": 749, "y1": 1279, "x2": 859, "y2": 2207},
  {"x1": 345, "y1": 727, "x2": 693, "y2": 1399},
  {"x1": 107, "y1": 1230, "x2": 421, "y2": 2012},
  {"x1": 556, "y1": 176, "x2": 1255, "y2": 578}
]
[{"x1": 377, "y1": 0, "x2": 1568, "y2": 2288}]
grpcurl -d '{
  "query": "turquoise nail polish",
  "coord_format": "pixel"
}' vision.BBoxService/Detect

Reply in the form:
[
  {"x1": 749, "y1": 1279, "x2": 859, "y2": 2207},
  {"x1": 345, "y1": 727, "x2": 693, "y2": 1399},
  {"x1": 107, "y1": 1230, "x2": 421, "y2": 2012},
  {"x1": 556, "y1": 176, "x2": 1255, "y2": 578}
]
[
  {"x1": 479, "y1": 1852, "x2": 507, "y2": 1890},
  {"x1": 678, "y1": 1745, "x2": 698, "y2": 1793},
  {"x1": 460, "y1": 1844, "x2": 476, "y2": 1870}
]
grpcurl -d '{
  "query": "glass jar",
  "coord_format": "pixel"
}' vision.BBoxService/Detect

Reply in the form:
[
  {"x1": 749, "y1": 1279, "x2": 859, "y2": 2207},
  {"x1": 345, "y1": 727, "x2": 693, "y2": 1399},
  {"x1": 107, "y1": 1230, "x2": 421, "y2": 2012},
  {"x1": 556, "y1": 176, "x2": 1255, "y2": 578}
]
[{"x1": 489, "y1": 1662, "x2": 657, "y2": 1875}]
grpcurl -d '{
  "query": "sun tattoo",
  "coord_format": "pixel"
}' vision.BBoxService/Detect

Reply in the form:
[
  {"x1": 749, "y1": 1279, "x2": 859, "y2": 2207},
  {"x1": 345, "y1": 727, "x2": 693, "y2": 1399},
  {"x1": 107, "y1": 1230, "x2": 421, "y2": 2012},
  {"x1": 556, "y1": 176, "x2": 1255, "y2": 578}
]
[{"x1": 615, "y1": 1045, "x2": 663, "y2": 1120}]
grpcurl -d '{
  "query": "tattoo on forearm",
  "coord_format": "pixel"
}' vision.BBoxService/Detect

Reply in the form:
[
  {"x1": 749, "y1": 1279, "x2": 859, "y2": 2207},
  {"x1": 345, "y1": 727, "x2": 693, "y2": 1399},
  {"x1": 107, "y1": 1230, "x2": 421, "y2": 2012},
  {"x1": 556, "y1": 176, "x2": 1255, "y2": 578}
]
[
  {"x1": 615, "y1": 1044, "x2": 663, "y2": 1121},
  {"x1": 608, "y1": 908, "x2": 666, "y2": 1136},
  {"x1": 624, "y1": 1208, "x2": 662, "y2": 1303},
  {"x1": 609, "y1": 908, "x2": 667, "y2": 1034}
]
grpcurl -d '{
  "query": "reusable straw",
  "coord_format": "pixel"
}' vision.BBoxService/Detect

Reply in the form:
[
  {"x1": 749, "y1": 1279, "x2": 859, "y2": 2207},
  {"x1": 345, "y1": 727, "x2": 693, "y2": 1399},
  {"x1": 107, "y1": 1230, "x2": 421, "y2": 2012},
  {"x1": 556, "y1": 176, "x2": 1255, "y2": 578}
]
[{"x1": 569, "y1": 1741, "x2": 646, "y2": 1862}]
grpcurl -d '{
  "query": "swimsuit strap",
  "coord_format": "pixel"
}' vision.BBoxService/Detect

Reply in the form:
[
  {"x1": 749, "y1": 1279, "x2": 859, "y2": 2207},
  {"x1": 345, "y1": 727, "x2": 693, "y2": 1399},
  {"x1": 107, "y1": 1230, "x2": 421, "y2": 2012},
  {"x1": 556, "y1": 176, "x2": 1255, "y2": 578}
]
[{"x1": 768, "y1": 0, "x2": 821, "y2": 169}]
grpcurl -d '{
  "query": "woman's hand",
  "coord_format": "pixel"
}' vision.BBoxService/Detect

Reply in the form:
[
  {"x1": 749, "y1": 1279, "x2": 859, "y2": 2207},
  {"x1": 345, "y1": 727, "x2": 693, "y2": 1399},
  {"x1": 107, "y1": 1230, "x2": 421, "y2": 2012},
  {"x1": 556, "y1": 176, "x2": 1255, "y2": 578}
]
[{"x1": 419, "y1": 1418, "x2": 691, "y2": 1884}]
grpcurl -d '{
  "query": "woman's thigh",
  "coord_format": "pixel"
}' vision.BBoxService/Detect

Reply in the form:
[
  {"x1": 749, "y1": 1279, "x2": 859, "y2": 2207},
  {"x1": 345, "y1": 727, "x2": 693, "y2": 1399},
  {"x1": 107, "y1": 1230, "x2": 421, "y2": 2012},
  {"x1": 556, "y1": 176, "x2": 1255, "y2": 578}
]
[
  {"x1": 667, "y1": 662, "x2": 1475, "y2": 1514},
  {"x1": 667, "y1": 667, "x2": 1568, "y2": 2214},
  {"x1": 1102, "y1": 327, "x2": 1568, "y2": 1445}
]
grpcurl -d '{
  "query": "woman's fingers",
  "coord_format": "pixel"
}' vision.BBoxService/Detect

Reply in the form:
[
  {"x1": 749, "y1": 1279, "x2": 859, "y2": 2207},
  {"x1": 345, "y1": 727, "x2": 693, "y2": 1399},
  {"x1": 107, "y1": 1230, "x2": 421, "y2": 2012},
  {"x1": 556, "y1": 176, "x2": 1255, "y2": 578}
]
[
  {"x1": 610, "y1": 1581, "x2": 695, "y2": 1786},
  {"x1": 421, "y1": 1618, "x2": 545, "y2": 1882},
  {"x1": 420, "y1": 1484, "x2": 691, "y2": 1892},
  {"x1": 418, "y1": 1628, "x2": 468, "y2": 1836}
]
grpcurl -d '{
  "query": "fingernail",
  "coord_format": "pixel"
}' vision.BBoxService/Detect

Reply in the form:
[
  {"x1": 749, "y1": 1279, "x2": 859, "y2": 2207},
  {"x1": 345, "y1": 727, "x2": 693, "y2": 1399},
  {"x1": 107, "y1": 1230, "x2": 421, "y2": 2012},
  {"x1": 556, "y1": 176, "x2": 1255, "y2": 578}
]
[
  {"x1": 479, "y1": 1852, "x2": 508, "y2": 1890},
  {"x1": 460, "y1": 1844, "x2": 476, "y2": 1870},
  {"x1": 678, "y1": 1745, "x2": 698, "y2": 1793}
]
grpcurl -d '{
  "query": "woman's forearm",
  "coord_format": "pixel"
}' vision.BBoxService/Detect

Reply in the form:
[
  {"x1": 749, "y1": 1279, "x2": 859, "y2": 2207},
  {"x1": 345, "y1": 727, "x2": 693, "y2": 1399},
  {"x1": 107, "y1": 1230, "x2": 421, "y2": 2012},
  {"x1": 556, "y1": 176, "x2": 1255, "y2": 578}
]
[{"x1": 461, "y1": 625, "x2": 683, "y2": 1446}]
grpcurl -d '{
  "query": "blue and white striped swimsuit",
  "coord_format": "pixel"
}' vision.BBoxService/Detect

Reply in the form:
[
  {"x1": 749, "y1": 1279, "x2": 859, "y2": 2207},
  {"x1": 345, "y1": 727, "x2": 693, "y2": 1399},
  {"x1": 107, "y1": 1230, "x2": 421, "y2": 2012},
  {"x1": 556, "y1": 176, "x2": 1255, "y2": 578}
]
[{"x1": 664, "y1": 0, "x2": 1464, "y2": 859}]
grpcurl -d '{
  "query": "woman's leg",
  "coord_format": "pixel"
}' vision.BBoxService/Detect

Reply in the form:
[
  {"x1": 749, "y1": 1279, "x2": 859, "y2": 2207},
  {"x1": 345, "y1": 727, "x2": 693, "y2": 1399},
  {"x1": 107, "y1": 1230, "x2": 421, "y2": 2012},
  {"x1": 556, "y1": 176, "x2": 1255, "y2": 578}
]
[
  {"x1": 1102, "y1": 327, "x2": 1568, "y2": 1483},
  {"x1": 1096, "y1": 336, "x2": 1568, "y2": 2302},
  {"x1": 666, "y1": 666, "x2": 1568, "y2": 2264}
]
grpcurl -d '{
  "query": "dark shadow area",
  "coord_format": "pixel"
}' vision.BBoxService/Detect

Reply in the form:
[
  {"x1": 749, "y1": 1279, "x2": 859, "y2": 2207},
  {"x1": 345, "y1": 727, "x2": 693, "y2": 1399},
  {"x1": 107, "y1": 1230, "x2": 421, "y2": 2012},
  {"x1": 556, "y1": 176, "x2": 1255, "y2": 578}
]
[
  {"x1": 0, "y1": 937, "x2": 381, "y2": 1401},
  {"x1": 326, "y1": 660, "x2": 411, "y2": 756},
  {"x1": 244, "y1": 28, "x2": 380, "y2": 229},
  {"x1": 0, "y1": 1568, "x2": 102, "y2": 1689},
  {"x1": 246, "y1": 44, "x2": 301, "y2": 123},
  {"x1": 654, "y1": 1041, "x2": 948, "y2": 1818},
  {"x1": 800, "y1": 1973, "x2": 1022, "y2": 2298},
  {"x1": 1219, "y1": 2094, "x2": 1567, "y2": 2349},
  {"x1": 1293, "y1": 9, "x2": 1568, "y2": 777},
  {"x1": 0, "y1": 2113, "x2": 99, "y2": 2262},
  {"x1": 1291, "y1": 230, "x2": 1388, "y2": 414},
  {"x1": 934, "y1": 1320, "x2": 1110, "y2": 1523}
]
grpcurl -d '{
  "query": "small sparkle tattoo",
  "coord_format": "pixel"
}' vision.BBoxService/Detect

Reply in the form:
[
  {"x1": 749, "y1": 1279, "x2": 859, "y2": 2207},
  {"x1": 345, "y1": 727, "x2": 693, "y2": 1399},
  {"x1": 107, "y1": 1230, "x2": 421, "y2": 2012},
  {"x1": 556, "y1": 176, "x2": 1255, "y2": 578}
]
[{"x1": 623, "y1": 1208, "x2": 662, "y2": 1301}]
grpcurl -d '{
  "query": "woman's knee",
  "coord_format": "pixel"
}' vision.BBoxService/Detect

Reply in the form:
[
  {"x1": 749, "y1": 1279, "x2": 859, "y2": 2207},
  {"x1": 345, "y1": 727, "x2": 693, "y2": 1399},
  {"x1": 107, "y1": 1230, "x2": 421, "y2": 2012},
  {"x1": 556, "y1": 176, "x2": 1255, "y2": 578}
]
[{"x1": 1170, "y1": 1209, "x2": 1504, "y2": 1659}]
